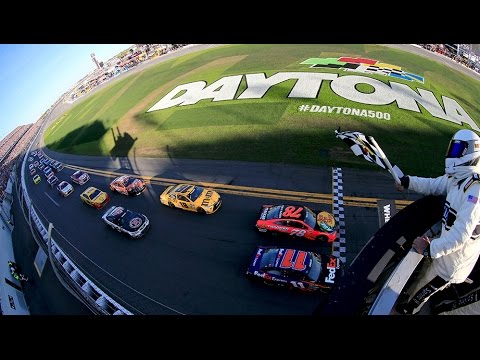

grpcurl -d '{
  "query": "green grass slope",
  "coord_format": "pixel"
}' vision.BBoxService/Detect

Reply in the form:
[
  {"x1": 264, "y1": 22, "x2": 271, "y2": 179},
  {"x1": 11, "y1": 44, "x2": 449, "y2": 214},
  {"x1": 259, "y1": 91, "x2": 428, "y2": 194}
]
[{"x1": 44, "y1": 44, "x2": 480, "y2": 177}]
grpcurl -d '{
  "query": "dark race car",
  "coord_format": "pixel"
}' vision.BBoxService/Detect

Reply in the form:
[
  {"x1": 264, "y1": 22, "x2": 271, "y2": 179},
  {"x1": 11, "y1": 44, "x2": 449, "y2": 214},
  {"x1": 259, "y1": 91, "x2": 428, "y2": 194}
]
[
  {"x1": 246, "y1": 246, "x2": 342, "y2": 292},
  {"x1": 109, "y1": 175, "x2": 146, "y2": 196},
  {"x1": 256, "y1": 204, "x2": 337, "y2": 242},
  {"x1": 70, "y1": 170, "x2": 90, "y2": 185},
  {"x1": 102, "y1": 206, "x2": 150, "y2": 238}
]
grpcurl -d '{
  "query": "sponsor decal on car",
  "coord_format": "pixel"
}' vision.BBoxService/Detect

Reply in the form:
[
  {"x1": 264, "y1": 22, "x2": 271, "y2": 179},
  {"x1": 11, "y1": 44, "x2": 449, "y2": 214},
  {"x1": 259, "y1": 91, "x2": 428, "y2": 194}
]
[
  {"x1": 324, "y1": 257, "x2": 338, "y2": 284},
  {"x1": 201, "y1": 190, "x2": 213, "y2": 206},
  {"x1": 268, "y1": 225, "x2": 289, "y2": 231},
  {"x1": 317, "y1": 211, "x2": 336, "y2": 232},
  {"x1": 129, "y1": 217, "x2": 143, "y2": 229}
]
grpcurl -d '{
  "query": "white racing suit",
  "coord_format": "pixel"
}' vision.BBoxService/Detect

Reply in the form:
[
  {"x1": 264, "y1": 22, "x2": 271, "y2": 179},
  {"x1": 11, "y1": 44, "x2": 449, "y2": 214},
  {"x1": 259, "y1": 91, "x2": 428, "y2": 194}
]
[{"x1": 400, "y1": 171, "x2": 480, "y2": 314}]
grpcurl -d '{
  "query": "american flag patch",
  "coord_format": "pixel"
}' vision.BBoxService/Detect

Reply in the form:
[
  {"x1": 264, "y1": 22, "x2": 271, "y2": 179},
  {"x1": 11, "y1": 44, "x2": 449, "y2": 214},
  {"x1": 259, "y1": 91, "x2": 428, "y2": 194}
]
[{"x1": 468, "y1": 195, "x2": 478, "y2": 204}]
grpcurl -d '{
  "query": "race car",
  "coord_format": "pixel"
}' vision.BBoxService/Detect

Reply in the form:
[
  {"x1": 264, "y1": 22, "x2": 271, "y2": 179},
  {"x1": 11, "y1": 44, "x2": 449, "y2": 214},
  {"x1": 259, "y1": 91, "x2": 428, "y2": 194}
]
[
  {"x1": 33, "y1": 174, "x2": 41, "y2": 184},
  {"x1": 47, "y1": 176, "x2": 59, "y2": 187},
  {"x1": 246, "y1": 246, "x2": 342, "y2": 292},
  {"x1": 255, "y1": 204, "x2": 337, "y2": 242},
  {"x1": 109, "y1": 175, "x2": 146, "y2": 196},
  {"x1": 159, "y1": 183, "x2": 222, "y2": 214},
  {"x1": 45, "y1": 169, "x2": 55, "y2": 180},
  {"x1": 30, "y1": 168, "x2": 36, "y2": 176},
  {"x1": 71, "y1": 170, "x2": 90, "y2": 185},
  {"x1": 102, "y1": 206, "x2": 150, "y2": 238},
  {"x1": 57, "y1": 181, "x2": 74, "y2": 197},
  {"x1": 80, "y1": 187, "x2": 110, "y2": 209}
]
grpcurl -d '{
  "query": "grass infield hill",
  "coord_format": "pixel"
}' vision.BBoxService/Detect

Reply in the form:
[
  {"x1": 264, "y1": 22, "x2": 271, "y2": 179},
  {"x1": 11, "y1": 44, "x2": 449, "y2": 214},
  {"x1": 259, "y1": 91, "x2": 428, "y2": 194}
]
[{"x1": 44, "y1": 44, "x2": 480, "y2": 177}]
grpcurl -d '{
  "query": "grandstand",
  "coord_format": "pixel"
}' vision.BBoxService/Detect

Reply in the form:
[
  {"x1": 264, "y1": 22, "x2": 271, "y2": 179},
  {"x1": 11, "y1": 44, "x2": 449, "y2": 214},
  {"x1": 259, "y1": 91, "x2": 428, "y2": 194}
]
[{"x1": 0, "y1": 123, "x2": 40, "y2": 202}]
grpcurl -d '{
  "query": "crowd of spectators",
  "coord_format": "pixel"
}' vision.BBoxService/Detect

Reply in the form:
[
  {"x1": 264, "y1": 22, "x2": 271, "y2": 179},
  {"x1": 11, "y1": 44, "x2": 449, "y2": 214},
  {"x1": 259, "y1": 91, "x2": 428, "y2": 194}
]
[
  {"x1": 0, "y1": 121, "x2": 43, "y2": 201},
  {"x1": 419, "y1": 44, "x2": 480, "y2": 73},
  {"x1": 68, "y1": 44, "x2": 190, "y2": 102}
]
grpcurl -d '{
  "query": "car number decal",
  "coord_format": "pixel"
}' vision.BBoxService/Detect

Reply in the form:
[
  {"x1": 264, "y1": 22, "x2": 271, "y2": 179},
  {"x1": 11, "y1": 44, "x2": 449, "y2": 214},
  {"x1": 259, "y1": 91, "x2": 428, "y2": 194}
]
[
  {"x1": 282, "y1": 206, "x2": 303, "y2": 219},
  {"x1": 279, "y1": 249, "x2": 307, "y2": 271}
]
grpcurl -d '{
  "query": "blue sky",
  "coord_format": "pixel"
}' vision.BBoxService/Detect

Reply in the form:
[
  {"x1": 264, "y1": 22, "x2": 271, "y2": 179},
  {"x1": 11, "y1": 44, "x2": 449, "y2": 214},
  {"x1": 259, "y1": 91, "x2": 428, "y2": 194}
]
[{"x1": 0, "y1": 44, "x2": 132, "y2": 139}]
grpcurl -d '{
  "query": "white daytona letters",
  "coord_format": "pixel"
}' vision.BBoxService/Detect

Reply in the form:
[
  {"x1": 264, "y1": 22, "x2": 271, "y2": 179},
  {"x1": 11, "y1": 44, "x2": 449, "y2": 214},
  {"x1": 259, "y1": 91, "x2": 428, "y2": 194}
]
[{"x1": 147, "y1": 72, "x2": 478, "y2": 131}]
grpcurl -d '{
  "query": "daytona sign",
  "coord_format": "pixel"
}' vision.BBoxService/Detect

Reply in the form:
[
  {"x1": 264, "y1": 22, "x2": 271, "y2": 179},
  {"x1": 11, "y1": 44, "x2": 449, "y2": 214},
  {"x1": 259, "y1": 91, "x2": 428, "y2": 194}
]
[{"x1": 147, "y1": 72, "x2": 479, "y2": 131}]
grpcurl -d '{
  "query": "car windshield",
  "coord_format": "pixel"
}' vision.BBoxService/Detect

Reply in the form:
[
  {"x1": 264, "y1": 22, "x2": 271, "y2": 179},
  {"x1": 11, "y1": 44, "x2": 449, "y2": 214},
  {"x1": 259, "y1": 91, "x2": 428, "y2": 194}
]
[
  {"x1": 306, "y1": 253, "x2": 322, "y2": 281},
  {"x1": 90, "y1": 189, "x2": 102, "y2": 199},
  {"x1": 188, "y1": 186, "x2": 204, "y2": 202},
  {"x1": 304, "y1": 207, "x2": 317, "y2": 228},
  {"x1": 124, "y1": 177, "x2": 136, "y2": 186},
  {"x1": 59, "y1": 182, "x2": 68, "y2": 190},
  {"x1": 259, "y1": 248, "x2": 279, "y2": 269},
  {"x1": 265, "y1": 206, "x2": 282, "y2": 220}
]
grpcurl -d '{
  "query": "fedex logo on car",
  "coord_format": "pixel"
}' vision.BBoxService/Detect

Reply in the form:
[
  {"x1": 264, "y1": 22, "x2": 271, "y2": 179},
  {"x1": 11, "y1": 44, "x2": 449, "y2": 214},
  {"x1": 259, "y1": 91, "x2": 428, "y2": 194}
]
[{"x1": 324, "y1": 257, "x2": 338, "y2": 284}]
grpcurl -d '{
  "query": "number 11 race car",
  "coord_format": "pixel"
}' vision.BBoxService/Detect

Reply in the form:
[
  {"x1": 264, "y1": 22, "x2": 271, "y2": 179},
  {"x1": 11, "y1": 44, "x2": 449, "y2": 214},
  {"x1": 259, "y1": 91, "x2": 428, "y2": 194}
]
[
  {"x1": 246, "y1": 246, "x2": 342, "y2": 292},
  {"x1": 255, "y1": 204, "x2": 337, "y2": 242}
]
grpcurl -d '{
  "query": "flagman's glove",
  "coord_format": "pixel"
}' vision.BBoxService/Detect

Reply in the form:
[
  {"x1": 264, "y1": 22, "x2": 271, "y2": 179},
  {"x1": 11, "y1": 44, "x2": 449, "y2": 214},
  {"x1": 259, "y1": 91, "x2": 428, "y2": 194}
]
[
  {"x1": 400, "y1": 176, "x2": 409, "y2": 189},
  {"x1": 395, "y1": 175, "x2": 410, "y2": 191}
]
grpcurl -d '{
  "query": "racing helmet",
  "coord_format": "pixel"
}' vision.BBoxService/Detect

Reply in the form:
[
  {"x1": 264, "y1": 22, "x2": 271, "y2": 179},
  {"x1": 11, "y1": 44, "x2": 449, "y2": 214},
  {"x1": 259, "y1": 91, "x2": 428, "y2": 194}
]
[{"x1": 445, "y1": 129, "x2": 480, "y2": 174}]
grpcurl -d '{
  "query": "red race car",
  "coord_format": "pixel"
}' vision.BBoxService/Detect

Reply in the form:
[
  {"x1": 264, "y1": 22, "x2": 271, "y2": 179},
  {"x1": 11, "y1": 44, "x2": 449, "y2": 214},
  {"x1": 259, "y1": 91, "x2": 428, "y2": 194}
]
[
  {"x1": 255, "y1": 204, "x2": 337, "y2": 242},
  {"x1": 109, "y1": 175, "x2": 146, "y2": 196}
]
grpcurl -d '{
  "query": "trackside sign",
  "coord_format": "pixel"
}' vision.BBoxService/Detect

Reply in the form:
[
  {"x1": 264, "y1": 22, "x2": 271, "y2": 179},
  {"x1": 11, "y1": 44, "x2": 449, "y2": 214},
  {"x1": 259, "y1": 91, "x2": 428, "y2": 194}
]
[{"x1": 147, "y1": 69, "x2": 479, "y2": 131}]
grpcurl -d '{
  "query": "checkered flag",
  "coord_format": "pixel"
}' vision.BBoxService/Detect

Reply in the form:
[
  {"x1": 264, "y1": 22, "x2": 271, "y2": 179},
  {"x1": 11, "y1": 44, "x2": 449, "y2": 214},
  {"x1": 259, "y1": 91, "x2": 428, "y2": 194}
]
[{"x1": 335, "y1": 129, "x2": 404, "y2": 183}]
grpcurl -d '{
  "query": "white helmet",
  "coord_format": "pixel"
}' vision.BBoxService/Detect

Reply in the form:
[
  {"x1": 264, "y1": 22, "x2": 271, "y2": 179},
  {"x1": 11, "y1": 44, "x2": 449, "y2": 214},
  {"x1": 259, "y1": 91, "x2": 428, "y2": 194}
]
[{"x1": 445, "y1": 129, "x2": 480, "y2": 175}]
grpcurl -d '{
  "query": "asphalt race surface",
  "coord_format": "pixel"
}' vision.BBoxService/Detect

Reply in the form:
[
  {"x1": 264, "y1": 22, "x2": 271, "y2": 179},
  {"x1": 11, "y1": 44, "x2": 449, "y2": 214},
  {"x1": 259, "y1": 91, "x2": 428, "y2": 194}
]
[
  {"x1": 25, "y1": 144, "x2": 421, "y2": 314},
  {"x1": 18, "y1": 44, "x2": 473, "y2": 314}
]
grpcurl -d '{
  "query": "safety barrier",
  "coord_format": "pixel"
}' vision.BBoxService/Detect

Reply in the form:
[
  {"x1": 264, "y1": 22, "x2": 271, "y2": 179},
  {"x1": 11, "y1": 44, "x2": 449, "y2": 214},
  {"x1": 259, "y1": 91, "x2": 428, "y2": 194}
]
[{"x1": 19, "y1": 134, "x2": 133, "y2": 315}]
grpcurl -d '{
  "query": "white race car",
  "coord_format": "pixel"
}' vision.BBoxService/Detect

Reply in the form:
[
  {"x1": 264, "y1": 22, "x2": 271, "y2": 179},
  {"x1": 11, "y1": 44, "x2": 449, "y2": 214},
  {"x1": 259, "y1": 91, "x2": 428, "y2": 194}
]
[
  {"x1": 57, "y1": 181, "x2": 74, "y2": 197},
  {"x1": 102, "y1": 206, "x2": 150, "y2": 238}
]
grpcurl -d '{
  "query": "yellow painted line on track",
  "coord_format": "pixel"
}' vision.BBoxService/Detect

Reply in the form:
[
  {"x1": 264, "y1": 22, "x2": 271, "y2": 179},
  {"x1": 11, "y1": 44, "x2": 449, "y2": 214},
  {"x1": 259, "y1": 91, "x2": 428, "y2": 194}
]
[{"x1": 64, "y1": 164, "x2": 412, "y2": 209}]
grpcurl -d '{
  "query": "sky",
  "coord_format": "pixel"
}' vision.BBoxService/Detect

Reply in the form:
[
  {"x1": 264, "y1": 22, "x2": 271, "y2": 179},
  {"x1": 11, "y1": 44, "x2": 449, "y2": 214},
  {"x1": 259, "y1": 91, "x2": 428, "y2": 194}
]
[{"x1": 0, "y1": 44, "x2": 132, "y2": 139}]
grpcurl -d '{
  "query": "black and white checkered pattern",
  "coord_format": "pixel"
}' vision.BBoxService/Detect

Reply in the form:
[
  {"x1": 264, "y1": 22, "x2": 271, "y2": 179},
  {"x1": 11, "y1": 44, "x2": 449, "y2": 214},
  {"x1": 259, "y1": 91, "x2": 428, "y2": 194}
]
[
  {"x1": 332, "y1": 167, "x2": 346, "y2": 264},
  {"x1": 335, "y1": 130, "x2": 387, "y2": 170}
]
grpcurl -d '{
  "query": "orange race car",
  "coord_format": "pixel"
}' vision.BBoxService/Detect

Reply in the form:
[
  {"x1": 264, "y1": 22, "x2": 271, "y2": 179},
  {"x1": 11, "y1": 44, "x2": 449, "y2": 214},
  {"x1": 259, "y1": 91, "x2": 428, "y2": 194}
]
[
  {"x1": 109, "y1": 175, "x2": 146, "y2": 196},
  {"x1": 255, "y1": 204, "x2": 337, "y2": 242}
]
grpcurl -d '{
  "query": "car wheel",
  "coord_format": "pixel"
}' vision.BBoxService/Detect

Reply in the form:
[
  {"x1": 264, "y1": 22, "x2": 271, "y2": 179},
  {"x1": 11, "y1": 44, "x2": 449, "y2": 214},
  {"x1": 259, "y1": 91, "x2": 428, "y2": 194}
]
[
  {"x1": 197, "y1": 207, "x2": 206, "y2": 214},
  {"x1": 316, "y1": 235, "x2": 328, "y2": 242},
  {"x1": 257, "y1": 227, "x2": 267, "y2": 233},
  {"x1": 168, "y1": 202, "x2": 175, "y2": 208}
]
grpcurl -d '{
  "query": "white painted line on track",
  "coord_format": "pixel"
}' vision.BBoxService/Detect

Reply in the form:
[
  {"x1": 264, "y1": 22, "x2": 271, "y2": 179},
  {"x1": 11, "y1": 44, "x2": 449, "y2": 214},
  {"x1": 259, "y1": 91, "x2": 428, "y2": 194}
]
[{"x1": 44, "y1": 191, "x2": 60, "y2": 207}]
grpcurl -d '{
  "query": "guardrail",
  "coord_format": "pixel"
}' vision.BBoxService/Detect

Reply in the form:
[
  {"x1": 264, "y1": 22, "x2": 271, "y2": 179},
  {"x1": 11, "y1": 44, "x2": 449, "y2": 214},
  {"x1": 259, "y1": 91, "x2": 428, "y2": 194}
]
[{"x1": 19, "y1": 136, "x2": 133, "y2": 315}]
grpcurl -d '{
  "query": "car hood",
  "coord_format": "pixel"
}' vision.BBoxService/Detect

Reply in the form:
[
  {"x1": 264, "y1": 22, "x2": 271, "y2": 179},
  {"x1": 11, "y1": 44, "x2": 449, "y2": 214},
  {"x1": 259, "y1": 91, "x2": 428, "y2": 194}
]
[
  {"x1": 122, "y1": 212, "x2": 147, "y2": 231},
  {"x1": 61, "y1": 183, "x2": 73, "y2": 192},
  {"x1": 196, "y1": 189, "x2": 220, "y2": 207}
]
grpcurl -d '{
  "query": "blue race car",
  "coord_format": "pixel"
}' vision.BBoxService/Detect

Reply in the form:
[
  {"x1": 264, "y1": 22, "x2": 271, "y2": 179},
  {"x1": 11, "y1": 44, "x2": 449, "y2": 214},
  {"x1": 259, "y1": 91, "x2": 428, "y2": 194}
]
[{"x1": 246, "y1": 246, "x2": 342, "y2": 292}]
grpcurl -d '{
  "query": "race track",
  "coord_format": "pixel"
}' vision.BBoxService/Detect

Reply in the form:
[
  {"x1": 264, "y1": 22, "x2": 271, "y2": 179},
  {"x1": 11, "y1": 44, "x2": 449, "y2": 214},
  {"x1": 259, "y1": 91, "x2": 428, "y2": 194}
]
[
  {"x1": 25, "y1": 43, "x2": 464, "y2": 314},
  {"x1": 25, "y1": 145, "x2": 419, "y2": 314}
]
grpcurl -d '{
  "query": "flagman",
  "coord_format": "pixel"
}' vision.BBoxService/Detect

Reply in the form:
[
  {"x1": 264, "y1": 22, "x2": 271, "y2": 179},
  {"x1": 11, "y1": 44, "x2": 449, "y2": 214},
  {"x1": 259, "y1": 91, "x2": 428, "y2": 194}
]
[{"x1": 395, "y1": 129, "x2": 480, "y2": 315}]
